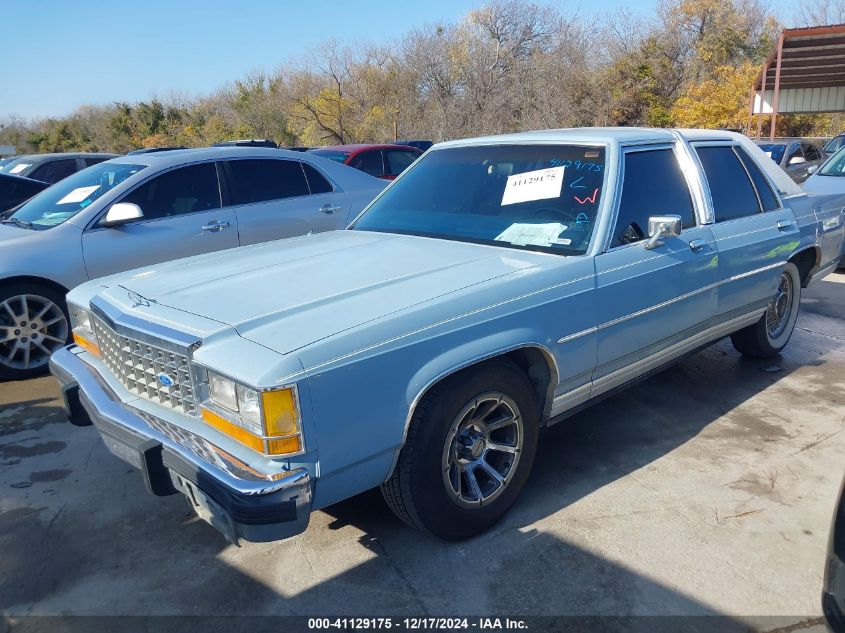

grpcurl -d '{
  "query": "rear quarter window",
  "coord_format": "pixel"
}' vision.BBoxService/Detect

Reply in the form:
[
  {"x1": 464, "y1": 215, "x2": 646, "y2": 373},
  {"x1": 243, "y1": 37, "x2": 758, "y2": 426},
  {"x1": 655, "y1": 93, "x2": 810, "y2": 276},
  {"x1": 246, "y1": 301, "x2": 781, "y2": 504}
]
[{"x1": 695, "y1": 146, "x2": 762, "y2": 222}]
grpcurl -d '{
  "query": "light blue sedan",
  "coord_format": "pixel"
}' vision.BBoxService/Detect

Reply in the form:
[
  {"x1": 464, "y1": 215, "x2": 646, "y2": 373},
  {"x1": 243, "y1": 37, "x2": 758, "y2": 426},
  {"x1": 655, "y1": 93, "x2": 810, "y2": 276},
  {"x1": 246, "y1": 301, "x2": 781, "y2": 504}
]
[
  {"x1": 0, "y1": 148, "x2": 385, "y2": 379},
  {"x1": 52, "y1": 128, "x2": 843, "y2": 543}
]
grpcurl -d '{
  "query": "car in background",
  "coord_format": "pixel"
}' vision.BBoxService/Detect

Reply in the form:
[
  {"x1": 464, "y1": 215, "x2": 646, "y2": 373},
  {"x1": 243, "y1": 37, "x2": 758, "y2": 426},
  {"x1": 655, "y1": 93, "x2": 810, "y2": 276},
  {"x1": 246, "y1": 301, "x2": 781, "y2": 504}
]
[
  {"x1": 0, "y1": 173, "x2": 49, "y2": 214},
  {"x1": 308, "y1": 143, "x2": 422, "y2": 180},
  {"x1": 755, "y1": 139, "x2": 825, "y2": 183},
  {"x1": 0, "y1": 147, "x2": 385, "y2": 379},
  {"x1": 127, "y1": 146, "x2": 188, "y2": 155},
  {"x1": 823, "y1": 133, "x2": 845, "y2": 158},
  {"x1": 396, "y1": 140, "x2": 434, "y2": 152},
  {"x1": 0, "y1": 153, "x2": 119, "y2": 184},
  {"x1": 212, "y1": 139, "x2": 278, "y2": 149},
  {"x1": 803, "y1": 147, "x2": 845, "y2": 269},
  {"x1": 0, "y1": 157, "x2": 18, "y2": 168}
]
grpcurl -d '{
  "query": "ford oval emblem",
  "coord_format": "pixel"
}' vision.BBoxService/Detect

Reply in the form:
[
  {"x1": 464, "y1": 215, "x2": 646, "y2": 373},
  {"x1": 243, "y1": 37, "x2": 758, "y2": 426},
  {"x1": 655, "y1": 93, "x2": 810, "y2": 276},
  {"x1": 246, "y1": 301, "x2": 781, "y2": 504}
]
[{"x1": 157, "y1": 372, "x2": 175, "y2": 387}]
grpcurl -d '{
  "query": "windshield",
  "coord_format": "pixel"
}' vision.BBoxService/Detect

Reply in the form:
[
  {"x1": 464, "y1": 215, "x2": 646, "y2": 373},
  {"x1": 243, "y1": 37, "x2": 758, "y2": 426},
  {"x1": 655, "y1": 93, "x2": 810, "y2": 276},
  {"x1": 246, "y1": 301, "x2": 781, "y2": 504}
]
[
  {"x1": 4, "y1": 162, "x2": 145, "y2": 229},
  {"x1": 757, "y1": 144, "x2": 786, "y2": 164},
  {"x1": 819, "y1": 146, "x2": 845, "y2": 176},
  {"x1": 0, "y1": 157, "x2": 34, "y2": 176},
  {"x1": 352, "y1": 144, "x2": 606, "y2": 255},
  {"x1": 308, "y1": 149, "x2": 350, "y2": 163},
  {"x1": 824, "y1": 137, "x2": 843, "y2": 153}
]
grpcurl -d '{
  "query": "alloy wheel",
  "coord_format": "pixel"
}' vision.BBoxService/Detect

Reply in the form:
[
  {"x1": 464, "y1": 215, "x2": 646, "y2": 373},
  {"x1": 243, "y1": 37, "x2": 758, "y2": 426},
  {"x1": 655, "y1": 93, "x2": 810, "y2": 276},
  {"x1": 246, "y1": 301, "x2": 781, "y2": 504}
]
[
  {"x1": 0, "y1": 294, "x2": 68, "y2": 370},
  {"x1": 441, "y1": 392, "x2": 524, "y2": 508}
]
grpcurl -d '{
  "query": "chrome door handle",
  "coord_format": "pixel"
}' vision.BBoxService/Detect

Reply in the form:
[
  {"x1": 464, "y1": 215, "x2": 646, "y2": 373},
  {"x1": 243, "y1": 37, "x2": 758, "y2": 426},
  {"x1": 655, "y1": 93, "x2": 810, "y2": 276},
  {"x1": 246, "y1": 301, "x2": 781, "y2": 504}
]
[
  {"x1": 320, "y1": 204, "x2": 343, "y2": 214},
  {"x1": 201, "y1": 220, "x2": 231, "y2": 232},
  {"x1": 688, "y1": 238, "x2": 707, "y2": 252},
  {"x1": 776, "y1": 220, "x2": 793, "y2": 231}
]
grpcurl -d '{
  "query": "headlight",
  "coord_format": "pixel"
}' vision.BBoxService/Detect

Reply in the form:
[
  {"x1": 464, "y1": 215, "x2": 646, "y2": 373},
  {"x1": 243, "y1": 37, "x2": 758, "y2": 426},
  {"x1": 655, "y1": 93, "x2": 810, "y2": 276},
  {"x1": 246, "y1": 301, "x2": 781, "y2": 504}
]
[
  {"x1": 69, "y1": 305, "x2": 100, "y2": 357},
  {"x1": 201, "y1": 370, "x2": 303, "y2": 457}
]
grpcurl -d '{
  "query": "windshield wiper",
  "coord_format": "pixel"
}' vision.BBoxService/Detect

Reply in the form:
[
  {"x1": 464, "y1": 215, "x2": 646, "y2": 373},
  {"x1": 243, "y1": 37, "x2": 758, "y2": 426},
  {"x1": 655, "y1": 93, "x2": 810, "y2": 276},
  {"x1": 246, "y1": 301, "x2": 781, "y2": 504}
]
[{"x1": 1, "y1": 217, "x2": 33, "y2": 229}]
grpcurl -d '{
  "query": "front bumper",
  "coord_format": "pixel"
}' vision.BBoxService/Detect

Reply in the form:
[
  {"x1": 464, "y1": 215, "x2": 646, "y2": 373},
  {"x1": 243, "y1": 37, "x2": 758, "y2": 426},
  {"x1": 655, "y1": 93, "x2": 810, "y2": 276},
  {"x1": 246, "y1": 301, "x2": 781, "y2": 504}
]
[{"x1": 50, "y1": 346, "x2": 312, "y2": 543}]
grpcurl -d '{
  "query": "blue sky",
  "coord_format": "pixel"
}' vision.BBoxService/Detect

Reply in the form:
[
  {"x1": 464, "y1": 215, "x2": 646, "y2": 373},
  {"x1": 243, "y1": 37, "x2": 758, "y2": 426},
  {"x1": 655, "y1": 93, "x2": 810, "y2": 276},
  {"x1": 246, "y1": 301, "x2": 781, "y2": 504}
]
[{"x1": 1, "y1": 0, "x2": 798, "y2": 119}]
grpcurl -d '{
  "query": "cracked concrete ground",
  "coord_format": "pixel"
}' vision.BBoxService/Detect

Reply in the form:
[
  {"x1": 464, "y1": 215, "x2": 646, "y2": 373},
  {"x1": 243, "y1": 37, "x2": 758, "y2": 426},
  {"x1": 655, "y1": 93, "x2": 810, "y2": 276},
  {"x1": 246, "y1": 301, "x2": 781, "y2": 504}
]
[{"x1": 0, "y1": 273, "x2": 844, "y2": 630}]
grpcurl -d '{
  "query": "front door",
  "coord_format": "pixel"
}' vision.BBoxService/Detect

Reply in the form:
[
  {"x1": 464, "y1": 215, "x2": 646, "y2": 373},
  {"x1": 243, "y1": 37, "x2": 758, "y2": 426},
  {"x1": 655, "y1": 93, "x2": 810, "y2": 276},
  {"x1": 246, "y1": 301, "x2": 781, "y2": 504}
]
[
  {"x1": 593, "y1": 145, "x2": 717, "y2": 398},
  {"x1": 82, "y1": 162, "x2": 238, "y2": 279}
]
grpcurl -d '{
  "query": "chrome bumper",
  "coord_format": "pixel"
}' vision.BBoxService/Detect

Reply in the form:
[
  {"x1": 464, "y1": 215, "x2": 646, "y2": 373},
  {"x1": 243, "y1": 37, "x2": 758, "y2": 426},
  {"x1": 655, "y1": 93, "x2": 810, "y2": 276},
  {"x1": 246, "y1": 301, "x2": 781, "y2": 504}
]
[{"x1": 49, "y1": 346, "x2": 312, "y2": 544}]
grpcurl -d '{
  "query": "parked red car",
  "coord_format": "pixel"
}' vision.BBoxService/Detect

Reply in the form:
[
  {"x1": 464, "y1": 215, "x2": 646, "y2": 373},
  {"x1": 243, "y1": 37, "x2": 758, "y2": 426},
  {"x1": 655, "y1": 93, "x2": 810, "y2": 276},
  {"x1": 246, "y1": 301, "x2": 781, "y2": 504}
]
[{"x1": 308, "y1": 144, "x2": 422, "y2": 180}]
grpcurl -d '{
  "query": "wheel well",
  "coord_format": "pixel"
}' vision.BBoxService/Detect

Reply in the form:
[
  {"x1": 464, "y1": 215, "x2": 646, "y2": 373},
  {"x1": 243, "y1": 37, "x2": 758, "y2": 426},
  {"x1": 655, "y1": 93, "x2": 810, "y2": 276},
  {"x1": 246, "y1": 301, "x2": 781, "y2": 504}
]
[
  {"x1": 789, "y1": 247, "x2": 820, "y2": 288},
  {"x1": 0, "y1": 276, "x2": 69, "y2": 299}
]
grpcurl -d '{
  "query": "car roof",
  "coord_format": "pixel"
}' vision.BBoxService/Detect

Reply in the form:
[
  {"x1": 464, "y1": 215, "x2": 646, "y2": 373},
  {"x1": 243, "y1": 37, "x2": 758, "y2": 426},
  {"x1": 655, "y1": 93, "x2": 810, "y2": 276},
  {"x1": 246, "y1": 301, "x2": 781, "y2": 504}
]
[
  {"x1": 9, "y1": 152, "x2": 120, "y2": 162},
  {"x1": 313, "y1": 144, "x2": 422, "y2": 152},
  {"x1": 106, "y1": 146, "x2": 327, "y2": 167}
]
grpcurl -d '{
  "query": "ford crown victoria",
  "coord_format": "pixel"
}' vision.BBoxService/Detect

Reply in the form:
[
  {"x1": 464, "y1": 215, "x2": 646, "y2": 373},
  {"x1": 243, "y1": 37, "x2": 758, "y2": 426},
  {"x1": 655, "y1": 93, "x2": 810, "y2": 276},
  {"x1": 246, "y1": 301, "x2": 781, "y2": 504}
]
[{"x1": 51, "y1": 128, "x2": 844, "y2": 543}]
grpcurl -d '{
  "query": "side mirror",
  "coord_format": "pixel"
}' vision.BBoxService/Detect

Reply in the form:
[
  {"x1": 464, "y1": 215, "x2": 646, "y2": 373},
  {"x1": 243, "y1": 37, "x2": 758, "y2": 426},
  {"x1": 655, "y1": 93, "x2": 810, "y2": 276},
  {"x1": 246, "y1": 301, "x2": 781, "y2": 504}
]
[
  {"x1": 101, "y1": 202, "x2": 143, "y2": 227},
  {"x1": 807, "y1": 164, "x2": 819, "y2": 175},
  {"x1": 788, "y1": 155, "x2": 807, "y2": 166},
  {"x1": 644, "y1": 215, "x2": 682, "y2": 250}
]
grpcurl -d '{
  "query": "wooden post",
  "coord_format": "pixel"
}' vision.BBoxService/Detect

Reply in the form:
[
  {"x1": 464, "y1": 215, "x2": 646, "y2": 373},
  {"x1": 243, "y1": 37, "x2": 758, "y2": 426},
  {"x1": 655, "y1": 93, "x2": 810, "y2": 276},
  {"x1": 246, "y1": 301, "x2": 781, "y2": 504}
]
[{"x1": 770, "y1": 34, "x2": 784, "y2": 141}]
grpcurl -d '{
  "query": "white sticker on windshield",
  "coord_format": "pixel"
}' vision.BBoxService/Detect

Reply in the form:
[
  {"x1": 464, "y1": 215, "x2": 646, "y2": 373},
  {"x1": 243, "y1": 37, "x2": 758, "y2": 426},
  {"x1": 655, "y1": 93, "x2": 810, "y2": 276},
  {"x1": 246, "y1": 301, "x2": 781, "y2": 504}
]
[
  {"x1": 496, "y1": 222, "x2": 568, "y2": 247},
  {"x1": 57, "y1": 185, "x2": 100, "y2": 205},
  {"x1": 501, "y1": 166, "x2": 564, "y2": 206},
  {"x1": 9, "y1": 164, "x2": 30, "y2": 174}
]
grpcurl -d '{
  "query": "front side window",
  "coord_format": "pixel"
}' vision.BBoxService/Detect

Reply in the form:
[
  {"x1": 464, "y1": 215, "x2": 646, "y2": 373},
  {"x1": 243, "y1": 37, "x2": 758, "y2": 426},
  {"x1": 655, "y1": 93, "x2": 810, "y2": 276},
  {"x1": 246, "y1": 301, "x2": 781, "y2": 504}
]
[
  {"x1": 352, "y1": 144, "x2": 606, "y2": 255},
  {"x1": 350, "y1": 150, "x2": 384, "y2": 177},
  {"x1": 120, "y1": 162, "x2": 220, "y2": 221},
  {"x1": 225, "y1": 159, "x2": 309, "y2": 205},
  {"x1": 695, "y1": 146, "x2": 761, "y2": 222},
  {"x1": 4, "y1": 162, "x2": 146, "y2": 229},
  {"x1": 803, "y1": 144, "x2": 821, "y2": 161},
  {"x1": 29, "y1": 159, "x2": 78, "y2": 184},
  {"x1": 611, "y1": 149, "x2": 695, "y2": 247}
]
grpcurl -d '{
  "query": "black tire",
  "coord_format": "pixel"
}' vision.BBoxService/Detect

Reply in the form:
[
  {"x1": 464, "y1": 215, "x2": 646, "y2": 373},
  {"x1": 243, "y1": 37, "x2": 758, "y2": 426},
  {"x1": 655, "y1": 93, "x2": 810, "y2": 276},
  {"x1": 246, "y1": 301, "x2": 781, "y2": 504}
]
[
  {"x1": 381, "y1": 358, "x2": 539, "y2": 540},
  {"x1": 730, "y1": 262, "x2": 801, "y2": 359},
  {"x1": 0, "y1": 283, "x2": 70, "y2": 381}
]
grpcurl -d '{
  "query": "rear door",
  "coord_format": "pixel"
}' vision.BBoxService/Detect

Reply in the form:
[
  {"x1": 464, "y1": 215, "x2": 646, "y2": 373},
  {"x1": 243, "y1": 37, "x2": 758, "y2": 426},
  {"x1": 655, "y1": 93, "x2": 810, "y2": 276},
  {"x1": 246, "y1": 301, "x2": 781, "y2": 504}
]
[
  {"x1": 692, "y1": 143, "x2": 798, "y2": 322},
  {"x1": 82, "y1": 161, "x2": 238, "y2": 279},
  {"x1": 592, "y1": 144, "x2": 717, "y2": 397},
  {"x1": 222, "y1": 158, "x2": 348, "y2": 245}
]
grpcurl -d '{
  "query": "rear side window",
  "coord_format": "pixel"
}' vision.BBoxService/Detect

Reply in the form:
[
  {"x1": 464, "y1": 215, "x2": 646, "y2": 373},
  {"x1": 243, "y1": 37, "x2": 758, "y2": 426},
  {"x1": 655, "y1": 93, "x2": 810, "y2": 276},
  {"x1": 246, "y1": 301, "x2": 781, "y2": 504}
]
[
  {"x1": 735, "y1": 147, "x2": 779, "y2": 211},
  {"x1": 30, "y1": 159, "x2": 78, "y2": 184},
  {"x1": 384, "y1": 150, "x2": 418, "y2": 176},
  {"x1": 611, "y1": 149, "x2": 695, "y2": 247},
  {"x1": 302, "y1": 163, "x2": 333, "y2": 194},
  {"x1": 121, "y1": 162, "x2": 220, "y2": 221},
  {"x1": 695, "y1": 146, "x2": 761, "y2": 222},
  {"x1": 350, "y1": 150, "x2": 383, "y2": 177},
  {"x1": 226, "y1": 159, "x2": 309, "y2": 204},
  {"x1": 85, "y1": 157, "x2": 109, "y2": 167}
]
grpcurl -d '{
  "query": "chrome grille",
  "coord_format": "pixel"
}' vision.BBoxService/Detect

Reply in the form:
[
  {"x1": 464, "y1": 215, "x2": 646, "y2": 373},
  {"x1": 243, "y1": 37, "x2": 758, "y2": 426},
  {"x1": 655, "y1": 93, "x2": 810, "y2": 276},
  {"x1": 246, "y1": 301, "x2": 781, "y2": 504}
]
[{"x1": 92, "y1": 315, "x2": 198, "y2": 416}]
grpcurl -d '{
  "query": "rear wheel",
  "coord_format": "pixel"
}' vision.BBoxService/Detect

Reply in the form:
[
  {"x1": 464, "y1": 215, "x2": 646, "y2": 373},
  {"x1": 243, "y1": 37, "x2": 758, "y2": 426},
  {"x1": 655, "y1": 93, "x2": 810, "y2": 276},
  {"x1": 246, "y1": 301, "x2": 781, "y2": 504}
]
[
  {"x1": 0, "y1": 284, "x2": 70, "y2": 381},
  {"x1": 381, "y1": 359, "x2": 539, "y2": 540},
  {"x1": 730, "y1": 262, "x2": 801, "y2": 358}
]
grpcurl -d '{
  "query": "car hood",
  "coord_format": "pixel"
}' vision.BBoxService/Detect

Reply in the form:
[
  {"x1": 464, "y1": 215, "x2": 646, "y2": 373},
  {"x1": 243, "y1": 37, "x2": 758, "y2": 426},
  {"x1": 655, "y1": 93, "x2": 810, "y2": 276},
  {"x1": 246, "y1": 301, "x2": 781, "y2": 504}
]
[
  {"x1": 111, "y1": 231, "x2": 539, "y2": 355},
  {"x1": 803, "y1": 173, "x2": 845, "y2": 195},
  {"x1": 0, "y1": 223, "x2": 38, "y2": 243}
]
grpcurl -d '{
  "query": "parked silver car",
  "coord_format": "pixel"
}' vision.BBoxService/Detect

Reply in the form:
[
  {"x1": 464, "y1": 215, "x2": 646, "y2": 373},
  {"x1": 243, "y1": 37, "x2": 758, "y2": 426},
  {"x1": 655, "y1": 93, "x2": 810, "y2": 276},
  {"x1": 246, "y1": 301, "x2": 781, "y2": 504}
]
[
  {"x1": 803, "y1": 146, "x2": 845, "y2": 269},
  {"x1": 755, "y1": 139, "x2": 825, "y2": 183},
  {"x1": 0, "y1": 152, "x2": 119, "y2": 184},
  {"x1": 0, "y1": 148, "x2": 385, "y2": 379}
]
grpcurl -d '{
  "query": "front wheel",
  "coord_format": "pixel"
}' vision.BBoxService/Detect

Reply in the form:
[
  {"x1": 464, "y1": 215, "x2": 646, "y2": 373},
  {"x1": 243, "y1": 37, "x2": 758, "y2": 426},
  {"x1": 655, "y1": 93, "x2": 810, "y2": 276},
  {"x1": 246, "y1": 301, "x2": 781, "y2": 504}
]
[
  {"x1": 381, "y1": 359, "x2": 539, "y2": 540},
  {"x1": 0, "y1": 284, "x2": 70, "y2": 381},
  {"x1": 731, "y1": 262, "x2": 801, "y2": 358}
]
